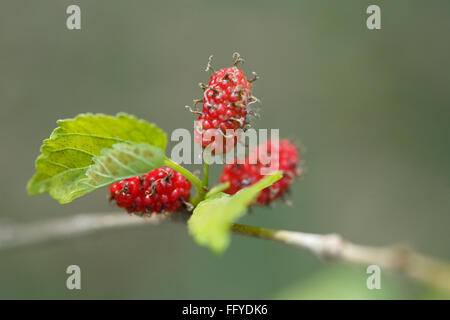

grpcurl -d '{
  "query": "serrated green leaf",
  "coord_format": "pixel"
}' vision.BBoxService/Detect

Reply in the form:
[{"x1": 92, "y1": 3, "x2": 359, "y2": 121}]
[
  {"x1": 46, "y1": 142, "x2": 164, "y2": 203},
  {"x1": 86, "y1": 142, "x2": 164, "y2": 189},
  {"x1": 188, "y1": 172, "x2": 283, "y2": 254},
  {"x1": 27, "y1": 113, "x2": 167, "y2": 203}
]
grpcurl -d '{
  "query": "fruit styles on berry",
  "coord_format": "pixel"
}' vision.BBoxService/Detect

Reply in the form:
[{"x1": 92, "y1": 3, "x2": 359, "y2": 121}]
[
  {"x1": 109, "y1": 53, "x2": 302, "y2": 216},
  {"x1": 109, "y1": 167, "x2": 191, "y2": 215},
  {"x1": 188, "y1": 53, "x2": 260, "y2": 154},
  {"x1": 220, "y1": 139, "x2": 302, "y2": 205}
]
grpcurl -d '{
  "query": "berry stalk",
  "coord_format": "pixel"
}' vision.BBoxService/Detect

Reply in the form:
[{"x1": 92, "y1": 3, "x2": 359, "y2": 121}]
[
  {"x1": 205, "y1": 182, "x2": 230, "y2": 198},
  {"x1": 202, "y1": 154, "x2": 210, "y2": 189},
  {"x1": 163, "y1": 157, "x2": 206, "y2": 206}
]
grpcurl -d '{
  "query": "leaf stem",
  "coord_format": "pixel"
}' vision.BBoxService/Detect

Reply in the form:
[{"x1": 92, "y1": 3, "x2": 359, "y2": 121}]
[
  {"x1": 205, "y1": 182, "x2": 230, "y2": 198},
  {"x1": 202, "y1": 156, "x2": 210, "y2": 189},
  {"x1": 231, "y1": 223, "x2": 450, "y2": 294},
  {"x1": 163, "y1": 157, "x2": 204, "y2": 202}
]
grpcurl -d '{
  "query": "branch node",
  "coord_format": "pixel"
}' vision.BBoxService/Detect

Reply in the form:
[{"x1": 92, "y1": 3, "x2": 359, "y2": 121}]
[{"x1": 317, "y1": 234, "x2": 345, "y2": 260}]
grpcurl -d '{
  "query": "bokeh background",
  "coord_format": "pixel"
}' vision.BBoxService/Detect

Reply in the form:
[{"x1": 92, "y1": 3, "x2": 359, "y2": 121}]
[{"x1": 0, "y1": 0, "x2": 449, "y2": 299}]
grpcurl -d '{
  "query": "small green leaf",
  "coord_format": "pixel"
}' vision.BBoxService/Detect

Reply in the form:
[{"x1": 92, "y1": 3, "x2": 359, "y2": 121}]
[
  {"x1": 188, "y1": 172, "x2": 283, "y2": 254},
  {"x1": 27, "y1": 113, "x2": 167, "y2": 203}
]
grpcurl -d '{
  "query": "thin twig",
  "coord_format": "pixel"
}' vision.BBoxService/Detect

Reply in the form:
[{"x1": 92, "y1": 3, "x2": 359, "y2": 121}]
[
  {"x1": 231, "y1": 223, "x2": 450, "y2": 294},
  {"x1": 0, "y1": 213, "x2": 166, "y2": 250},
  {"x1": 0, "y1": 214, "x2": 448, "y2": 294}
]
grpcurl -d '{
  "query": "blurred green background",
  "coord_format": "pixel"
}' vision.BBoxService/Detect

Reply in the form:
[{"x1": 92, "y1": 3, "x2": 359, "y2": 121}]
[{"x1": 0, "y1": 0, "x2": 449, "y2": 299}]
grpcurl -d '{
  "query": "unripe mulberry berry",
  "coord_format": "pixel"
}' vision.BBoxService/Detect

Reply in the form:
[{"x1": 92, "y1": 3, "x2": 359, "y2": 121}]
[
  {"x1": 193, "y1": 119, "x2": 241, "y2": 154},
  {"x1": 220, "y1": 139, "x2": 301, "y2": 204},
  {"x1": 204, "y1": 66, "x2": 252, "y2": 111},
  {"x1": 189, "y1": 53, "x2": 259, "y2": 154},
  {"x1": 109, "y1": 167, "x2": 191, "y2": 214}
]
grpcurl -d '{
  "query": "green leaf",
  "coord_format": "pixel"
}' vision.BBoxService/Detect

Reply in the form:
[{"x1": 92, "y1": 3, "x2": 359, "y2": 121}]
[
  {"x1": 27, "y1": 113, "x2": 167, "y2": 203},
  {"x1": 188, "y1": 172, "x2": 283, "y2": 254}
]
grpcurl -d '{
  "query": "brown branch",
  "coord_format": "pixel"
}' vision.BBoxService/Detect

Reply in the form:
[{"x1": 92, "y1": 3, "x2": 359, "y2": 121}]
[
  {"x1": 0, "y1": 212, "x2": 167, "y2": 250},
  {"x1": 0, "y1": 213, "x2": 448, "y2": 294},
  {"x1": 231, "y1": 223, "x2": 450, "y2": 294}
]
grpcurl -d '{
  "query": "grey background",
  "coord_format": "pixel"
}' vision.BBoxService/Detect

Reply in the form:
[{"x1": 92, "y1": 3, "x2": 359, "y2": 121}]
[{"x1": 0, "y1": 0, "x2": 449, "y2": 299}]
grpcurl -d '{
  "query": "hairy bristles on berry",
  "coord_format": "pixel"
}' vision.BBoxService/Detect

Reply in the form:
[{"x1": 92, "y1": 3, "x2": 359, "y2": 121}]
[
  {"x1": 229, "y1": 117, "x2": 244, "y2": 126},
  {"x1": 109, "y1": 167, "x2": 192, "y2": 215},
  {"x1": 233, "y1": 52, "x2": 245, "y2": 66},
  {"x1": 219, "y1": 129, "x2": 234, "y2": 138},
  {"x1": 193, "y1": 99, "x2": 203, "y2": 108},
  {"x1": 185, "y1": 105, "x2": 202, "y2": 114},
  {"x1": 248, "y1": 72, "x2": 259, "y2": 83},
  {"x1": 189, "y1": 53, "x2": 257, "y2": 154},
  {"x1": 220, "y1": 139, "x2": 301, "y2": 205},
  {"x1": 208, "y1": 87, "x2": 219, "y2": 95},
  {"x1": 205, "y1": 54, "x2": 215, "y2": 73},
  {"x1": 247, "y1": 96, "x2": 261, "y2": 106}
]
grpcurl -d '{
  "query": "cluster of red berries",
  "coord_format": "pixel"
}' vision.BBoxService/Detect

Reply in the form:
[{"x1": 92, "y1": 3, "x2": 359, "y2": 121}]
[
  {"x1": 109, "y1": 54, "x2": 301, "y2": 215},
  {"x1": 192, "y1": 54, "x2": 258, "y2": 154},
  {"x1": 220, "y1": 139, "x2": 301, "y2": 205},
  {"x1": 109, "y1": 167, "x2": 191, "y2": 214}
]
